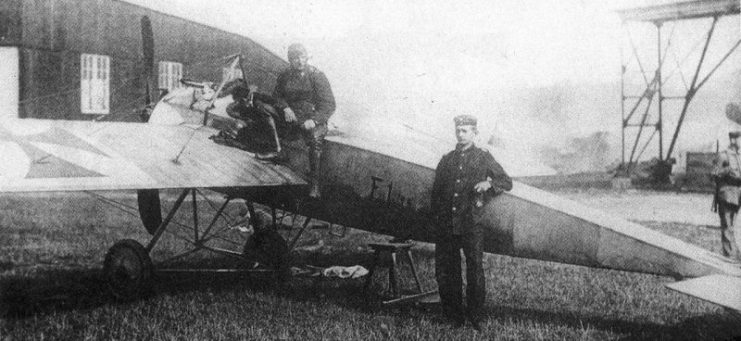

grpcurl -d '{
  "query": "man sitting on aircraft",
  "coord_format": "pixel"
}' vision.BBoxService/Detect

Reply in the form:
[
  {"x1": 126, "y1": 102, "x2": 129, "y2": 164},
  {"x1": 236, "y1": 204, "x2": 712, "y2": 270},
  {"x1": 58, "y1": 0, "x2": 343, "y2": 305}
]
[
  {"x1": 222, "y1": 79, "x2": 286, "y2": 154},
  {"x1": 712, "y1": 130, "x2": 741, "y2": 261},
  {"x1": 431, "y1": 115, "x2": 512, "y2": 330},
  {"x1": 271, "y1": 43, "x2": 336, "y2": 198}
]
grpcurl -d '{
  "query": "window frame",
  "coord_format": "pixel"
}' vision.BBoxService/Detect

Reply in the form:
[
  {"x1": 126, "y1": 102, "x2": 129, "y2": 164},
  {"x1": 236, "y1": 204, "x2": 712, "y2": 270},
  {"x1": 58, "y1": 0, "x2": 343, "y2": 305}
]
[
  {"x1": 80, "y1": 53, "x2": 111, "y2": 115},
  {"x1": 158, "y1": 61, "x2": 184, "y2": 91}
]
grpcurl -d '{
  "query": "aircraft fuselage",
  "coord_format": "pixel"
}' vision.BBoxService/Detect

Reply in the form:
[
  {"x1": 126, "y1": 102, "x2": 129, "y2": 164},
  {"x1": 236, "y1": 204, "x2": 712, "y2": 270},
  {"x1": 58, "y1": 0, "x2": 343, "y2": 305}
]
[{"x1": 236, "y1": 129, "x2": 741, "y2": 281}]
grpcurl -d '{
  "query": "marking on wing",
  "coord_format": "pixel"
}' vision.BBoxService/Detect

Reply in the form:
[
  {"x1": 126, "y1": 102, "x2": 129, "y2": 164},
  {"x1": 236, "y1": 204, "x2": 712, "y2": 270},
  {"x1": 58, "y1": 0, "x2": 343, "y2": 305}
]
[
  {"x1": 26, "y1": 127, "x2": 109, "y2": 158},
  {"x1": 0, "y1": 125, "x2": 108, "y2": 179},
  {"x1": 30, "y1": 141, "x2": 153, "y2": 185},
  {"x1": 19, "y1": 143, "x2": 103, "y2": 178},
  {"x1": 0, "y1": 123, "x2": 156, "y2": 188},
  {"x1": 0, "y1": 120, "x2": 305, "y2": 189}
]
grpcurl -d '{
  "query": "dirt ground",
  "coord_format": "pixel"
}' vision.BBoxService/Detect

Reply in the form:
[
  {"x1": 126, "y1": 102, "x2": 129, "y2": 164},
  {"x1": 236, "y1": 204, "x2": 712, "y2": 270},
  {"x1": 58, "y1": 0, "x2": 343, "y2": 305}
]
[{"x1": 554, "y1": 188, "x2": 719, "y2": 227}]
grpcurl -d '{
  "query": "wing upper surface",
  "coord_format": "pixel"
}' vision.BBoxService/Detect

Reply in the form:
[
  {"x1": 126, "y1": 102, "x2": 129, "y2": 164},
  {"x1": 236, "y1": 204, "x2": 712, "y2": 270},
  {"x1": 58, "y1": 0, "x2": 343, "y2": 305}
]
[{"x1": 0, "y1": 119, "x2": 305, "y2": 192}]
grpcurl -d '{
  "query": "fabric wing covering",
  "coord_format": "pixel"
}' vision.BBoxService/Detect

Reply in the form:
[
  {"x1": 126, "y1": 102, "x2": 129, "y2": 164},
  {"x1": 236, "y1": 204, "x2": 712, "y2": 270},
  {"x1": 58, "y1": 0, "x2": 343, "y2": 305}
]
[{"x1": 0, "y1": 119, "x2": 305, "y2": 192}]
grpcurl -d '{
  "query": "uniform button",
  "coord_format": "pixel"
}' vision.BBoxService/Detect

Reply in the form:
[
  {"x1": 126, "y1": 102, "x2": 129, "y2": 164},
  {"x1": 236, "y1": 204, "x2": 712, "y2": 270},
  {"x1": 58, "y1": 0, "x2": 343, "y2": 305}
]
[
  {"x1": 459, "y1": 166, "x2": 463, "y2": 170},
  {"x1": 456, "y1": 179, "x2": 461, "y2": 183},
  {"x1": 452, "y1": 207, "x2": 457, "y2": 212},
  {"x1": 454, "y1": 193, "x2": 459, "y2": 197}
]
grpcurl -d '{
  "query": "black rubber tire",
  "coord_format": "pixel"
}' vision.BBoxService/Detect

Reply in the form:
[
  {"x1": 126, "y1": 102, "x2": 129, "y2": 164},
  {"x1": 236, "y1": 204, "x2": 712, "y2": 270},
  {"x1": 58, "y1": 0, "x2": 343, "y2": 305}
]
[
  {"x1": 137, "y1": 189, "x2": 162, "y2": 235},
  {"x1": 103, "y1": 239, "x2": 153, "y2": 301}
]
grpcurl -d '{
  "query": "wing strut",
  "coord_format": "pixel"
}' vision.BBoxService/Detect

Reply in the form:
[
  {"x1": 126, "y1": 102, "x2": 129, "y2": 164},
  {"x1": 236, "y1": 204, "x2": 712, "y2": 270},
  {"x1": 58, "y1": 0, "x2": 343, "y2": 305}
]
[{"x1": 146, "y1": 189, "x2": 190, "y2": 252}]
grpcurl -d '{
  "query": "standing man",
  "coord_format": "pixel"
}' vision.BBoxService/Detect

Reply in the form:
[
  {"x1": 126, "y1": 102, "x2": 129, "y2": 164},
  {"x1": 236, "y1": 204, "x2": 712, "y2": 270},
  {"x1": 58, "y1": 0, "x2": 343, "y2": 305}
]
[
  {"x1": 431, "y1": 115, "x2": 512, "y2": 330},
  {"x1": 272, "y1": 43, "x2": 336, "y2": 198},
  {"x1": 712, "y1": 131, "x2": 741, "y2": 261}
]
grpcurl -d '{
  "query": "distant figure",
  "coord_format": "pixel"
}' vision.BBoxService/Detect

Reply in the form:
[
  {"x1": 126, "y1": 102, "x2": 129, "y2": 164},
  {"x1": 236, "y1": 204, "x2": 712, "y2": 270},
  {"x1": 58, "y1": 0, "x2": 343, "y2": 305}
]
[
  {"x1": 272, "y1": 43, "x2": 336, "y2": 198},
  {"x1": 223, "y1": 80, "x2": 284, "y2": 152},
  {"x1": 712, "y1": 131, "x2": 741, "y2": 261},
  {"x1": 431, "y1": 115, "x2": 512, "y2": 330},
  {"x1": 725, "y1": 102, "x2": 741, "y2": 124}
]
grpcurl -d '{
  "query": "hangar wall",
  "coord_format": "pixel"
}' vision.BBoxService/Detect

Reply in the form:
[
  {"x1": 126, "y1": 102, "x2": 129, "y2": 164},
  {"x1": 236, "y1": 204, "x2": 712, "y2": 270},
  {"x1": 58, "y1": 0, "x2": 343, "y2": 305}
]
[{"x1": 0, "y1": 0, "x2": 287, "y2": 121}]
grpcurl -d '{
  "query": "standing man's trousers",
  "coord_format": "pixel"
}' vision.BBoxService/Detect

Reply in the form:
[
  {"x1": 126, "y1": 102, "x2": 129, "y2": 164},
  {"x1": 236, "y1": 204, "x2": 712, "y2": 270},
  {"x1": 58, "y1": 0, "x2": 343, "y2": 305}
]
[
  {"x1": 718, "y1": 202, "x2": 740, "y2": 259},
  {"x1": 435, "y1": 227, "x2": 486, "y2": 321}
]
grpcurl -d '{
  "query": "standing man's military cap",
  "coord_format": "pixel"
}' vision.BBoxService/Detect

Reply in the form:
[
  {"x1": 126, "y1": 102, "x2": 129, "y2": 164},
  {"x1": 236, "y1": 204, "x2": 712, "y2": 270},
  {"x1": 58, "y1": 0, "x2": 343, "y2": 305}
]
[
  {"x1": 454, "y1": 115, "x2": 478, "y2": 127},
  {"x1": 729, "y1": 131, "x2": 741, "y2": 139}
]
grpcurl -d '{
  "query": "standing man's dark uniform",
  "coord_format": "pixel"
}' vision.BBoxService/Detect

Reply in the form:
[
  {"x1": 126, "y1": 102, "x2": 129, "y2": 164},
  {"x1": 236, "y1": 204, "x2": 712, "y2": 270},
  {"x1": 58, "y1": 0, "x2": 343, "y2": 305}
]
[
  {"x1": 712, "y1": 131, "x2": 741, "y2": 260},
  {"x1": 431, "y1": 115, "x2": 512, "y2": 329},
  {"x1": 273, "y1": 43, "x2": 336, "y2": 198}
]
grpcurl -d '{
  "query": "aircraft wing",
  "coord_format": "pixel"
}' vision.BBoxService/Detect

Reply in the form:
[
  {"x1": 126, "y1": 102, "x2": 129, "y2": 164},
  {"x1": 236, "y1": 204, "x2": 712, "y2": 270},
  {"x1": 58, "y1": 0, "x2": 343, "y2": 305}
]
[{"x1": 0, "y1": 119, "x2": 305, "y2": 192}]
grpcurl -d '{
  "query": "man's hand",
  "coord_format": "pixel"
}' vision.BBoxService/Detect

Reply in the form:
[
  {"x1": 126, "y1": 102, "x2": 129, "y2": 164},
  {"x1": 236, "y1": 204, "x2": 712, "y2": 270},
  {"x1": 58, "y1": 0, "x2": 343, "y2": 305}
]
[
  {"x1": 474, "y1": 180, "x2": 491, "y2": 193},
  {"x1": 302, "y1": 119, "x2": 316, "y2": 131},
  {"x1": 284, "y1": 107, "x2": 297, "y2": 123}
]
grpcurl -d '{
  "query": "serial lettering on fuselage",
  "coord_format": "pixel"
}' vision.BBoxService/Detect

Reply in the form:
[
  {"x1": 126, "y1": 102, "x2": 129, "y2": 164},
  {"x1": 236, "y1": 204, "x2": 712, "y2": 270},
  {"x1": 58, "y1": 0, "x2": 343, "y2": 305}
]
[
  {"x1": 368, "y1": 176, "x2": 418, "y2": 209},
  {"x1": 346, "y1": 174, "x2": 431, "y2": 241}
]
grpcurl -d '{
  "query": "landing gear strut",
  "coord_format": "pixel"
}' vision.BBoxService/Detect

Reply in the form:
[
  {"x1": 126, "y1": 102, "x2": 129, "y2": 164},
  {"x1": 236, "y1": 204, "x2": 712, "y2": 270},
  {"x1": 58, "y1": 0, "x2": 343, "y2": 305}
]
[{"x1": 103, "y1": 188, "x2": 303, "y2": 299}]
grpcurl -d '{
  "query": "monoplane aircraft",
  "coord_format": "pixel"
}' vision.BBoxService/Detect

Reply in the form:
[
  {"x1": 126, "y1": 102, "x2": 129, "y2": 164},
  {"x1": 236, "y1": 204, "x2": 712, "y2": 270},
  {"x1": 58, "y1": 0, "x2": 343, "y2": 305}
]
[{"x1": 1, "y1": 17, "x2": 739, "y2": 315}]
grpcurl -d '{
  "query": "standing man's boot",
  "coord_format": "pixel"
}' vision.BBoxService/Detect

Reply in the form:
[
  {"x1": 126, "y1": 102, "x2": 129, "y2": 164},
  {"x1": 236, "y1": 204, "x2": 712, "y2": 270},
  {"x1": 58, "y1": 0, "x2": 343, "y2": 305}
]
[{"x1": 308, "y1": 147, "x2": 322, "y2": 198}]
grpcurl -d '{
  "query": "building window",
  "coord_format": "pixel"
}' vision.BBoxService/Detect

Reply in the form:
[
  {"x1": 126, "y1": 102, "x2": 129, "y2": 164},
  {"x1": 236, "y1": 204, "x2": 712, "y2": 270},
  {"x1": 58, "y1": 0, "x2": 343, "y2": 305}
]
[
  {"x1": 159, "y1": 61, "x2": 183, "y2": 91},
  {"x1": 80, "y1": 54, "x2": 110, "y2": 114},
  {"x1": 0, "y1": 12, "x2": 8, "y2": 41}
]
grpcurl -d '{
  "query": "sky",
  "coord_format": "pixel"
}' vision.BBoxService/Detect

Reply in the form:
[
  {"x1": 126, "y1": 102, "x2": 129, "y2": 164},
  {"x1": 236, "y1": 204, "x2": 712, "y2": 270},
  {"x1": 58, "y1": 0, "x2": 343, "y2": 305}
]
[
  {"x1": 123, "y1": 0, "x2": 639, "y2": 110},
  {"x1": 128, "y1": 1, "x2": 625, "y2": 84},
  {"x1": 124, "y1": 0, "x2": 740, "y2": 170}
]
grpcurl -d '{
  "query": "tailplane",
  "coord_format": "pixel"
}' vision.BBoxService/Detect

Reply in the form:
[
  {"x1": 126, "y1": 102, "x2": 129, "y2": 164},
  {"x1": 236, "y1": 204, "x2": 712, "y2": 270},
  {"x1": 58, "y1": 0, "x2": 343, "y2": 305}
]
[{"x1": 666, "y1": 275, "x2": 741, "y2": 313}]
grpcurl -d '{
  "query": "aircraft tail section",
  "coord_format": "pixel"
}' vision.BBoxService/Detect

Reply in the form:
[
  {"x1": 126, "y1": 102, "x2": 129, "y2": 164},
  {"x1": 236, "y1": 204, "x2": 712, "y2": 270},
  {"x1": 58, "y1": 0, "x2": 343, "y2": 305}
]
[
  {"x1": 666, "y1": 275, "x2": 741, "y2": 312},
  {"x1": 319, "y1": 136, "x2": 741, "y2": 280}
]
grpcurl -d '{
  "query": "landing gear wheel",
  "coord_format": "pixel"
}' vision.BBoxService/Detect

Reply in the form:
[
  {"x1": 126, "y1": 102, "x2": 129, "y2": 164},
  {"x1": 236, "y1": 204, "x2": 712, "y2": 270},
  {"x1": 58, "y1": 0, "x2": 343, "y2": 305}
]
[
  {"x1": 243, "y1": 228, "x2": 289, "y2": 278},
  {"x1": 104, "y1": 239, "x2": 153, "y2": 301}
]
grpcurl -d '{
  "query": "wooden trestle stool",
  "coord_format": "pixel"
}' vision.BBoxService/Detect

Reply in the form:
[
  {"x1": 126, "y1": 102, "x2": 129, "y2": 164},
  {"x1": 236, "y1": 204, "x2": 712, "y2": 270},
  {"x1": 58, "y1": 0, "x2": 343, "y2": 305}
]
[{"x1": 364, "y1": 242, "x2": 436, "y2": 305}]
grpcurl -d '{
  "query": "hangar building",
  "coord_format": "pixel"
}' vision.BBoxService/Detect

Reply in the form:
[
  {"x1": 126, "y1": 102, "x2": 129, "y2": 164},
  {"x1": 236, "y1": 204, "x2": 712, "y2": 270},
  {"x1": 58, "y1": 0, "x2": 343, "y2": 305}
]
[{"x1": 0, "y1": 0, "x2": 286, "y2": 121}]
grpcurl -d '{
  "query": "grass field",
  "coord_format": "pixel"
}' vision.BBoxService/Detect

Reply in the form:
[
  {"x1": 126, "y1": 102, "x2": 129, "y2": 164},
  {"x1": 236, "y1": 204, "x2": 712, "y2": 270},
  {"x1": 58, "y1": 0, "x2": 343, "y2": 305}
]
[{"x1": 0, "y1": 191, "x2": 740, "y2": 340}]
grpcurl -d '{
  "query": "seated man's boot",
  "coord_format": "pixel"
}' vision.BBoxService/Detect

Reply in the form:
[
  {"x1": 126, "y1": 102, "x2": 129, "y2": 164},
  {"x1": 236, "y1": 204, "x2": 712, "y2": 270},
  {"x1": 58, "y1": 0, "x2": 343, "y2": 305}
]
[
  {"x1": 308, "y1": 148, "x2": 322, "y2": 198},
  {"x1": 256, "y1": 150, "x2": 288, "y2": 162},
  {"x1": 308, "y1": 178, "x2": 320, "y2": 199}
]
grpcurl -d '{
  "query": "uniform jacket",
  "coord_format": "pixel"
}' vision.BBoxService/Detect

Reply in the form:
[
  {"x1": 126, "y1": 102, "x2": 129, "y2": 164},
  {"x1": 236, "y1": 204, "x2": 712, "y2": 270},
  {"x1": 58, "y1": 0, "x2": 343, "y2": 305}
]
[
  {"x1": 431, "y1": 145, "x2": 512, "y2": 235},
  {"x1": 713, "y1": 147, "x2": 741, "y2": 206},
  {"x1": 273, "y1": 66, "x2": 336, "y2": 125}
]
